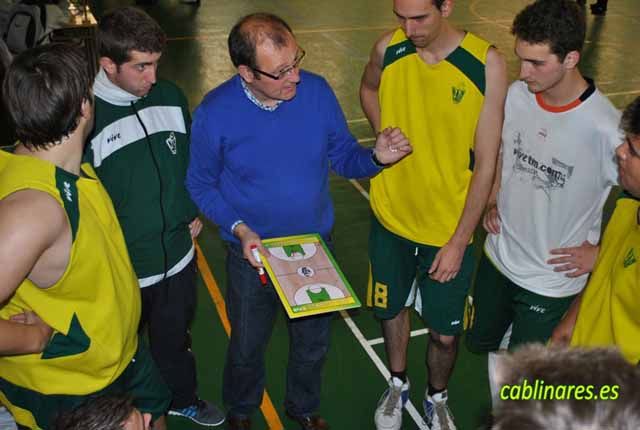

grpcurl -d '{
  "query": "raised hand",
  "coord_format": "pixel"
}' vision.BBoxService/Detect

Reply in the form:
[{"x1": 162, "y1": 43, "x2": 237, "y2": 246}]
[{"x1": 373, "y1": 127, "x2": 412, "y2": 165}]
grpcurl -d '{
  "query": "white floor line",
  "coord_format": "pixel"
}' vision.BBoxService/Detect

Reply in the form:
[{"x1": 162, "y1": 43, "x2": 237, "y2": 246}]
[
  {"x1": 468, "y1": 0, "x2": 511, "y2": 31},
  {"x1": 322, "y1": 32, "x2": 368, "y2": 61},
  {"x1": 340, "y1": 311, "x2": 429, "y2": 430},
  {"x1": 367, "y1": 328, "x2": 430, "y2": 346},
  {"x1": 171, "y1": 19, "x2": 517, "y2": 42},
  {"x1": 604, "y1": 89, "x2": 640, "y2": 97},
  {"x1": 347, "y1": 117, "x2": 367, "y2": 124},
  {"x1": 349, "y1": 179, "x2": 370, "y2": 199},
  {"x1": 357, "y1": 137, "x2": 375, "y2": 144}
]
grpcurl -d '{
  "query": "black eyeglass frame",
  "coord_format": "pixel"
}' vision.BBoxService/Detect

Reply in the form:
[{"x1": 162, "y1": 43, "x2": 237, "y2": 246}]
[{"x1": 251, "y1": 49, "x2": 306, "y2": 80}]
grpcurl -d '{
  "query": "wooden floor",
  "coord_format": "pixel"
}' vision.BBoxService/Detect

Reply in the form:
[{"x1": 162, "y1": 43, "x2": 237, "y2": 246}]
[{"x1": 82, "y1": 1, "x2": 640, "y2": 429}]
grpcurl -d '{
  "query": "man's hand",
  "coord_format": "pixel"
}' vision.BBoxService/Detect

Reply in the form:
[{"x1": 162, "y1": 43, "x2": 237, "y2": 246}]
[
  {"x1": 549, "y1": 295, "x2": 582, "y2": 346},
  {"x1": 9, "y1": 310, "x2": 53, "y2": 353},
  {"x1": 549, "y1": 315, "x2": 576, "y2": 346},
  {"x1": 189, "y1": 217, "x2": 203, "y2": 238},
  {"x1": 234, "y1": 223, "x2": 269, "y2": 268},
  {"x1": 548, "y1": 241, "x2": 599, "y2": 278},
  {"x1": 373, "y1": 127, "x2": 412, "y2": 165},
  {"x1": 483, "y1": 202, "x2": 501, "y2": 234},
  {"x1": 428, "y1": 241, "x2": 466, "y2": 283}
]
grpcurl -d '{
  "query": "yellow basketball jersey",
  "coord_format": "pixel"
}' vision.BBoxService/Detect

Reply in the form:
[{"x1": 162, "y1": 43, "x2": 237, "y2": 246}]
[
  {"x1": 570, "y1": 195, "x2": 640, "y2": 364},
  {"x1": 371, "y1": 30, "x2": 490, "y2": 246},
  {"x1": 0, "y1": 150, "x2": 140, "y2": 395}
]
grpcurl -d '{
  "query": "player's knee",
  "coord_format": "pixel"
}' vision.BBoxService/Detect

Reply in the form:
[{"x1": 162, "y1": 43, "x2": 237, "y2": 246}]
[{"x1": 430, "y1": 331, "x2": 458, "y2": 349}]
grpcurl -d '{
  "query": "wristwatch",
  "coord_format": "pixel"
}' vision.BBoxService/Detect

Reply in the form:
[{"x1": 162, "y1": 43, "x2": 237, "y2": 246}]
[{"x1": 371, "y1": 149, "x2": 388, "y2": 168}]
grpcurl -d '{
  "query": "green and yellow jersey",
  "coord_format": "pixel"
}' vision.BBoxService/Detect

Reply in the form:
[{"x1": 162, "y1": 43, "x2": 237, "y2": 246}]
[
  {"x1": 571, "y1": 194, "x2": 640, "y2": 364},
  {"x1": 371, "y1": 30, "x2": 490, "y2": 246},
  {"x1": 0, "y1": 150, "x2": 140, "y2": 398}
]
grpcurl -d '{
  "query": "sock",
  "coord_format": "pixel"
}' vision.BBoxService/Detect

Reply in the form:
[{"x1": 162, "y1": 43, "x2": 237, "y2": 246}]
[
  {"x1": 488, "y1": 351, "x2": 501, "y2": 406},
  {"x1": 390, "y1": 370, "x2": 407, "y2": 383},
  {"x1": 427, "y1": 383, "x2": 445, "y2": 397}
]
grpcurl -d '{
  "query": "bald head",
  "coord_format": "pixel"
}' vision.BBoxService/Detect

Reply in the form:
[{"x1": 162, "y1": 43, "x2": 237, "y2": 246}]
[{"x1": 228, "y1": 13, "x2": 294, "y2": 70}]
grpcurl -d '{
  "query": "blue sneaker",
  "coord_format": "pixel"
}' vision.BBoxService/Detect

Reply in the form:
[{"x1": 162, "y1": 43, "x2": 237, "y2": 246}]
[
  {"x1": 423, "y1": 390, "x2": 456, "y2": 430},
  {"x1": 168, "y1": 399, "x2": 225, "y2": 427}
]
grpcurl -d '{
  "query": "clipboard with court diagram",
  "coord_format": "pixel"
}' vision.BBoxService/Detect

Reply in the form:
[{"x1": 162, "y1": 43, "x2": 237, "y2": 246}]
[{"x1": 261, "y1": 234, "x2": 361, "y2": 319}]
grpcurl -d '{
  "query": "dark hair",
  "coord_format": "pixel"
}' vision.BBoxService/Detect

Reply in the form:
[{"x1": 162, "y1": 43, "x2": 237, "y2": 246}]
[
  {"x1": 493, "y1": 344, "x2": 640, "y2": 430},
  {"x1": 228, "y1": 13, "x2": 293, "y2": 71},
  {"x1": 511, "y1": 0, "x2": 586, "y2": 60},
  {"x1": 433, "y1": 0, "x2": 445, "y2": 10},
  {"x1": 621, "y1": 97, "x2": 640, "y2": 138},
  {"x1": 0, "y1": 39, "x2": 16, "y2": 146},
  {"x1": 53, "y1": 395, "x2": 136, "y2": 430},
  {"x1": 2, "y1": 43, "x2": 92, "y2": 149},
  {"x1": 98, "y1": 7, "x2": 166, "y2": 65}
]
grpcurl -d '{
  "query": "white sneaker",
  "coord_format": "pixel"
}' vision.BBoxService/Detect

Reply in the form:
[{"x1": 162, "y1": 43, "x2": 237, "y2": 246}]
[
  {"x1": 374, "y1": 377, "x2": 410, "y2": 430},
  {"x1": 0, "y1": 407, "x2": 17, "y2": 430},
  {"x1": 423, "y1": 390, "x2": 456, "y2": 430}
]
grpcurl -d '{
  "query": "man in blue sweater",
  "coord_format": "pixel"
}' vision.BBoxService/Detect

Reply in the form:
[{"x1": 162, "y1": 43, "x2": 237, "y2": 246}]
[{"x1": 186, "y1": 12, "x2": 411, "y2": 430}]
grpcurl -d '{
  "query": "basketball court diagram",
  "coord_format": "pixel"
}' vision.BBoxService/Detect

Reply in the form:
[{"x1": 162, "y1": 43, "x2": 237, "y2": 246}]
[{"x1": 262, "y1": 235, "x2": 360, "y2": 318}]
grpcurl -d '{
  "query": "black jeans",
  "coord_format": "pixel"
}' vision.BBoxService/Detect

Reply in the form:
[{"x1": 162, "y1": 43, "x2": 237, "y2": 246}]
[{"x1": 140, "y1": 257, "x2": 198, "y2": 409}]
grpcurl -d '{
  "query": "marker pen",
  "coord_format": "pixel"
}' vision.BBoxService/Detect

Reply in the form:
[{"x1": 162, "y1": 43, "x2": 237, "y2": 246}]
[{"x1": 250, "y1": 244, "x2": 268, "y2": 285}]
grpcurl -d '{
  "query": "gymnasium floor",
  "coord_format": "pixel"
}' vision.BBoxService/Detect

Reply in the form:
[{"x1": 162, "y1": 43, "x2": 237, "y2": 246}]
[{"x1": 89, "y1": 0, "x2": 640, "y2": 429}]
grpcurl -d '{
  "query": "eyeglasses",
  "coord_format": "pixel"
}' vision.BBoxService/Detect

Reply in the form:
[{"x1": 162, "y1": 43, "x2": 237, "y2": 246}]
[{"x1": 252, "y1": 49, "x2": 306, "y2": 80}]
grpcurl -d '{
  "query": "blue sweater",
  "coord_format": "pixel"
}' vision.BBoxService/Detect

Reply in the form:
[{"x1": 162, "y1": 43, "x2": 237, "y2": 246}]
[{"x1": 187, "y1": 71, "x2": 380, "y2": 243}]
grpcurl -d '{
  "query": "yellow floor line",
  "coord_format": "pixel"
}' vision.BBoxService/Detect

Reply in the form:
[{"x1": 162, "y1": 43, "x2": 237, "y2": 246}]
[{"x1": 195, "y1": 241, "x2": 284, "y2": 430}]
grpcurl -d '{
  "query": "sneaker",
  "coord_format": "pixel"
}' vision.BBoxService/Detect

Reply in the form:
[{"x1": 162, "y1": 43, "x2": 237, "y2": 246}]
[
  {"x1": 0, "y1": 407, "x2": 17, "y2": 430},
  {"x1": 423, "y1": 390, "x2": 456, "y2": 430},
  {"x1": 374, "y1": 377, "x2": 410, "y2": 430},
  {"x1": 168, "y1": 399, "x2": 225, "y2": 427}
]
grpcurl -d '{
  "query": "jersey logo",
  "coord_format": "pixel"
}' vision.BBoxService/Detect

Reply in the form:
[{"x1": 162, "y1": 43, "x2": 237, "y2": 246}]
[
  {"x1": 166, "y1": 132, "x2": 177, "y2": 155},
  {"x1": 512, "y1": 132, "x2": 574, "y2": 200},
  {"x1": 452, "y1": 82, "x2": 466, "y2": 104},
  {"x1": 382, "y1": 39, "x2": 417, "y2": 69},
  {"x1": 529, "y1": 305, "x2": 546, "y2": 314},
  {"x1": 107, "y1": 132, "x2": 121, "y2": 144},
  {"x1": 623, "y1": 248, "x2": 637, "y2": 268},
  {"x1": 537, "y1": 128, "x2": 548, "y2": 144},
  {"x1": 63, "y1": 181, "x2": 73, "y2": 202}
]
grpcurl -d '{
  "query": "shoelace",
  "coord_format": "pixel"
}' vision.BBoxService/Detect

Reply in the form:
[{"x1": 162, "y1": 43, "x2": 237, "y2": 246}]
[
  {"x1": 434, "y1": 401, "x2": 454, "y2": 430},
  {"x1": 383, "y1": 386, "x2": 403, "y2": 416}
]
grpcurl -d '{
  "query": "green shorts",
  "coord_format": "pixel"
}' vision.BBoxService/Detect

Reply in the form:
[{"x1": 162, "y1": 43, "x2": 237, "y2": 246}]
[
  {"x1": 465, "y1": 252, "x2": 578, "y2": 352},
  {"x1": 367, "y1": 215, "x2": 475, "y2": 336},
  {"x1": 0, "y1": 338, "x2": 171, "y2": 429}
]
